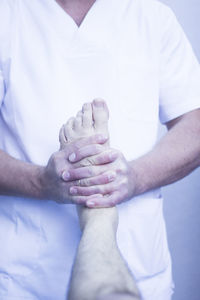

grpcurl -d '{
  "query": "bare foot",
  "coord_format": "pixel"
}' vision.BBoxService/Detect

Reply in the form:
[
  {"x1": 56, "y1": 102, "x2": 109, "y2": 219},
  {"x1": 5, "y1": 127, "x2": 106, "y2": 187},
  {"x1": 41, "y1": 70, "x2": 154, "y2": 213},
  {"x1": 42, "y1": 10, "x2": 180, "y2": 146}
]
[
  {"x1": 59, "y1": 98, "x2": 109, "y2": 149},
  {"x1": 59, "y1": 99, "x2": 117, "y2": 230}
]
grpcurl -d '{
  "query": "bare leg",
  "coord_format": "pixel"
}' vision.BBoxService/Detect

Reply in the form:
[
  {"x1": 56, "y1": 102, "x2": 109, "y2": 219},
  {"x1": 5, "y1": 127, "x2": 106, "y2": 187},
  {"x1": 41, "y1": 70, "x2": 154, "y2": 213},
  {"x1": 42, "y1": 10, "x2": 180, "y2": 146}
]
[{"x1": 68, "y1": 204, "x2": 140, "y2": 300}]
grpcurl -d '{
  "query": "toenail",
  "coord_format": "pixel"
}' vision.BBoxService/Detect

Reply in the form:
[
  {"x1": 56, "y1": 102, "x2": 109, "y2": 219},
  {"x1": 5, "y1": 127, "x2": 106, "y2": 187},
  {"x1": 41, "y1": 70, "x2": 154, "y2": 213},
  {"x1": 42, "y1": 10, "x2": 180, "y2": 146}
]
[{"x1": 93, "y1": 99, "x2": 103, "y2": 107}]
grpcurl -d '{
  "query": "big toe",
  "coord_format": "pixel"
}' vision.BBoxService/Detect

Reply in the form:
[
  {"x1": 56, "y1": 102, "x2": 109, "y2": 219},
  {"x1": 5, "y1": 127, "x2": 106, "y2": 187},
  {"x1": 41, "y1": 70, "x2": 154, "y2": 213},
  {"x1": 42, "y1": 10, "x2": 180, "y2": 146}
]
[{"x1": 92, "y1": 98, "x2": 109, "y2": 133}]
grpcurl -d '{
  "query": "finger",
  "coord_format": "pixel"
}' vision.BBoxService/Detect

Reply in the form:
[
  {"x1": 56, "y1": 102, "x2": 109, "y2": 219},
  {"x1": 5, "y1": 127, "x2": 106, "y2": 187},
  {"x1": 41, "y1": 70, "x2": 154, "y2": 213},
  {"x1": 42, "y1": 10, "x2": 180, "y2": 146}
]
[
  {"x1": 73, "y1": 171, "x2": 116, "y2": 187},
  {"x1": 62, "y1": 165, "x2": 108, "y2": 181},
  {"x1": 86, "y1": 191, "x2": 121, "y2": 208},
  {"x1": 74, "y1": 149, "x2": 119, "y2": 167},
  {"x1": 69, "y1": 181, "x2": 117, "y2": 196},
  {"x1": 69, "y1": 185, "x2": 114, "y2": 197},
  {"x1": 69, "y1": 144, "x2": 104, "y2": 163},
  {"x1": 71, "y1": 194, "x2": 103, "y2": 205},
  {"x1": 63, "y1": 134, "x2": 108, "y2": 158}
]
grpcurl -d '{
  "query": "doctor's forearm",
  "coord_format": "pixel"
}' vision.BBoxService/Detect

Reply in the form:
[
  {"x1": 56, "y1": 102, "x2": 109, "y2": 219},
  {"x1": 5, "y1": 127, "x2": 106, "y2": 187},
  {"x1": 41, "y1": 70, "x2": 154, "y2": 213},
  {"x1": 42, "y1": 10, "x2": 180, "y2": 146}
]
[
  {"x1": 132, "y1": 109, "x2": 200, "y2": 196},
  {"x1": 63, "y1": 109, "x2": 200, "y2": 208},
  {"x1": 0, "y1": 135, "x2": 110, "y2": 203},
  {"x1": 0, "y1": 149, "x2": 43, "y2": 198}
]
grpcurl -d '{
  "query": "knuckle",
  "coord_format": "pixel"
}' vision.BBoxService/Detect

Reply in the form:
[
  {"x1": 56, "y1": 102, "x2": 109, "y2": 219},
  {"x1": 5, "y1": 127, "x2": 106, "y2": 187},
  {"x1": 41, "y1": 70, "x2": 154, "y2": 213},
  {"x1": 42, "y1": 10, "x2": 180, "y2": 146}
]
[
  {"x1": 105, "y1": 171, "x2": 116, "y2": 183},
  {"x1": 79, "y1": 158, "x2": 91, "y2": 167},
  {"x1": 87, "y1": 167, "x2": 94, "y2": 177},
  {"x1": 81, "y1": 178, "x2": 90, "y2": 187},
  {"x1": 103, "y1": 174, "x2": 111, "y2": 184},
  {"x1": 93, "y1": 144, "x2": 103, "y2": 153},
  {"x1": 87, "y1": 157, "x2": 96, "y2": 165},
  {"x1": 74, "y1": 179, "x2": 80, "y2": 186},
  {"x1": 92, "y1": 186, "x2": 100, "y2": 194}
]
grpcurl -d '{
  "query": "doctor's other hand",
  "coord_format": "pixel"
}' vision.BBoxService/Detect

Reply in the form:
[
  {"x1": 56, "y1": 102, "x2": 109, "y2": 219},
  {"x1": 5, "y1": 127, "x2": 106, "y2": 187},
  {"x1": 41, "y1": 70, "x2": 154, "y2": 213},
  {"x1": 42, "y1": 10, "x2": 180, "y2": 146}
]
[
  {"x1": 39, "y1": 134, "x2": 117, "y2": 205},
  {"x1": 64, "y1": 148, "x2": 137, "y2": 208}
]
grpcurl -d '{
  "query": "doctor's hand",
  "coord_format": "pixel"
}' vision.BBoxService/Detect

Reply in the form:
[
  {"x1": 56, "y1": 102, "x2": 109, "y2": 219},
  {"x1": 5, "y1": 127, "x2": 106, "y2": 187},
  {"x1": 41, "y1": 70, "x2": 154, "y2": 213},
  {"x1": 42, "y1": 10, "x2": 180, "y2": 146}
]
[
  {"x1": 63, "y1": 148, "x2": 137, "y2": 208},
  {"x1": 58, "y1": 99, "x2": 136, "y2": 207},
  {"x1": 40, "y1": 134, "x2": 117, "y2": 204}
]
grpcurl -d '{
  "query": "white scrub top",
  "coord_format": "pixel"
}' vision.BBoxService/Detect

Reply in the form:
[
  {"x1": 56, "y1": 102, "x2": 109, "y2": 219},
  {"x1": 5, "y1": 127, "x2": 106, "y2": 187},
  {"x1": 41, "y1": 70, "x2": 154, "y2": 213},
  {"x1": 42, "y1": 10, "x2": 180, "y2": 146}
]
[{"x1": 0, "y1": 0, "x2": 200, "y2": 299}]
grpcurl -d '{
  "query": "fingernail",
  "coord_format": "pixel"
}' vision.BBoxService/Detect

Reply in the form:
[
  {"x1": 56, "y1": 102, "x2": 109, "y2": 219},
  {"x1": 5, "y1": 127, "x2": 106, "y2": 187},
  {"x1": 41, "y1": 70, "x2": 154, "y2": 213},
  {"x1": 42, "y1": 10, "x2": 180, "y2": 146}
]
[
  {"x1": 70, "y1": 187, "x2": 77, "y2": 195},
  {"x1": 87, "y1": 201, "x2": 95, "y2": 207},
  {"x1": 109, "y1": 151, "x2": 118, "y2": 160},
  {"x1": 69, "y1": 153, "x2": 76, "y2": 162},
  {"x1": 96, "y1": 134, "x2": 107, "y2": 143},
  {"x1": 62, "y1": 171, "x2": 70, "y2": 181}
]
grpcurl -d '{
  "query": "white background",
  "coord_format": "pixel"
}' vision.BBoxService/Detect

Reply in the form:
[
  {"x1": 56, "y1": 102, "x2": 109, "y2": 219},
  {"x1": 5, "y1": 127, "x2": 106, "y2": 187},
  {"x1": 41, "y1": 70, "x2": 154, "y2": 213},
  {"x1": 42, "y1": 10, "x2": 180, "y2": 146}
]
[{"x1": 158, "y1": 1, "x2": 200, "y2": 299}]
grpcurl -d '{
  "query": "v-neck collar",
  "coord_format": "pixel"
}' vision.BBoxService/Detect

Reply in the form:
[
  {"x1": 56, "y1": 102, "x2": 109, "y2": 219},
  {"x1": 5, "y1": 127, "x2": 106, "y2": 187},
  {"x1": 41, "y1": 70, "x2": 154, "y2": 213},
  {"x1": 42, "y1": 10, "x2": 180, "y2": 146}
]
[
  {"x1": 46, "y1": 0, "x2": 116, "y2": 44},
  {"x1": 53, "y1": 0, "x2": 99, "y2": 30}
]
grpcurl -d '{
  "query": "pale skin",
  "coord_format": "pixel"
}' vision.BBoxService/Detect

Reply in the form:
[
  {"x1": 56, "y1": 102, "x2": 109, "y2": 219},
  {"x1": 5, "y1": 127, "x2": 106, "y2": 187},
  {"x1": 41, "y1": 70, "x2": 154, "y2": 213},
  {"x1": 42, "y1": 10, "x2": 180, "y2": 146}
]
[
  {"x1": 0, "y1": 0, "x2": 199, "y2": 298},
  {"x1": 60, "y1": 100, "x2": 140, "y2": 300},
  {"x1": 0, "y1": 0, "x2": 199, "y2": 299},
  {"x1": 68, "y1": 206, "x2": 140, "y2": 300},
  {"x1": 55, "y1": 0, "x2": 96, "y2": 27}
]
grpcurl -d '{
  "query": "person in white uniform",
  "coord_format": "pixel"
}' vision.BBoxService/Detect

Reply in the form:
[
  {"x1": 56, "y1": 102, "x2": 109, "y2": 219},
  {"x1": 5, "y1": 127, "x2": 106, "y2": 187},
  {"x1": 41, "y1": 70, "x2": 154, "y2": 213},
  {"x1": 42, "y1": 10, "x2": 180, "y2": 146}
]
[{"x1": 0, "y1": 0, "x2": 200, "y2": 299}]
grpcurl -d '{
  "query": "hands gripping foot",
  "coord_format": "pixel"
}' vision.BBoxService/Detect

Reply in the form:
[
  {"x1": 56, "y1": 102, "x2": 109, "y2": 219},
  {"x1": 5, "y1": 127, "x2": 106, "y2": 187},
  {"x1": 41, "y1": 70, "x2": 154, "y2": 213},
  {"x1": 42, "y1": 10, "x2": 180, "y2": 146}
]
[
  {"x1": 59, "y1": 98, "x2": 118, "y2": 228},
  {"x1": 58, "y1": 97, "x2": 137, "y2": 208}
]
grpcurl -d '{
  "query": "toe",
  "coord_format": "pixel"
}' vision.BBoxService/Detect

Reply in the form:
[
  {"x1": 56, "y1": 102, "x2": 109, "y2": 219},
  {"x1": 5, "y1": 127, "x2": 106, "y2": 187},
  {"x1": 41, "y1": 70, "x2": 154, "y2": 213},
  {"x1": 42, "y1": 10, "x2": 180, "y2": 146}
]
[
  {"x1": 59, "y1": 125, "x2": 67, "y2": 149},
  {"x1": 82, "y1": 102, "x2": 93, "y2": 128},
  {"x1": 74, "y1": 111, "x2": 82, "y2": 131},
  {"x1": 64, "y1": 117, "x2": 75, "y2": 142},
  {"x1": 92, "y1": 98, "x2": 109, "y2": 131}
]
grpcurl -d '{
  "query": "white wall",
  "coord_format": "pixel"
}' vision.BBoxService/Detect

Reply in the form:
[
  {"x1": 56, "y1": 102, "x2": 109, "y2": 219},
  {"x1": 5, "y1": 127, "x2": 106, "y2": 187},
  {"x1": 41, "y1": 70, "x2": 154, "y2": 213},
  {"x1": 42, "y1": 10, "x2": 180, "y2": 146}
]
[{"x1": 158, "y1": 1, "x2": 200, "y2": 299}]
